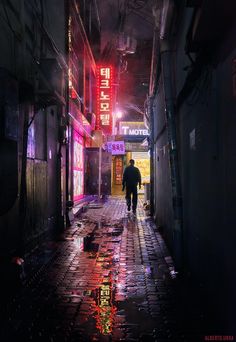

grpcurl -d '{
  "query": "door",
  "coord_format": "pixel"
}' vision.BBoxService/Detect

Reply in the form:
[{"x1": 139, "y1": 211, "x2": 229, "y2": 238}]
[{"x1": 84, "y1": 147, "x2": 112, "y2": 195}]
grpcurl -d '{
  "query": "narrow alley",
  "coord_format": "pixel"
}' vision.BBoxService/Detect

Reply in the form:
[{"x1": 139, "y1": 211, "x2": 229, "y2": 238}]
[
  {"x1": 0, "y1": 197, "x2": 230, "y2": 342},
  {"x1": 1, "y1": 0, "x2": 236, "y2": 340},
  {"x1": 1, "y1": 198, "x2": 174, "y2": 341}
]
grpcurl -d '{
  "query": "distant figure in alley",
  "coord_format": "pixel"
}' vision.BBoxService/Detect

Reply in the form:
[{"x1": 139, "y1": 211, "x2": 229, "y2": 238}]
[{"x1": 122, "y1": 159, "x2": 141, "y2": 215}]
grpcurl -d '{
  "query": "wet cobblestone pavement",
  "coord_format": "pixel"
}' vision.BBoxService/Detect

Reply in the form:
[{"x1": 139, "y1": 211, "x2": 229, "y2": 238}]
[{"x1": 0, "y1": 197, "x2": 225, "y2": 341}]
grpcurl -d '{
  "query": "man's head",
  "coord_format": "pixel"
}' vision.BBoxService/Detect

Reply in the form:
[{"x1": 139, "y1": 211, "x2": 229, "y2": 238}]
[{"x1": 129, "y1": 159, "x2": 135, "y2": 166}]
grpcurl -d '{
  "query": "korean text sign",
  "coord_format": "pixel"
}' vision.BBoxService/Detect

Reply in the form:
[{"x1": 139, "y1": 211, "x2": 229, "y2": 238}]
[
  {"x1": 107, "y1": 141, "x2": 125, "y2": 155},
  {"x1": 96, "y1": 66, "x2": 113, "y2": 135}
]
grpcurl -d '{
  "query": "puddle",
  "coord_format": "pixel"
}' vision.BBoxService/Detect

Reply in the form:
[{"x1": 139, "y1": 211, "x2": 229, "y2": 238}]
[
  {"x1": 65, "y1": 210, "x2": 160, "y2": 338},
  {"x1": 88, "y1": 204, "x2": 104, "y2": 209}
]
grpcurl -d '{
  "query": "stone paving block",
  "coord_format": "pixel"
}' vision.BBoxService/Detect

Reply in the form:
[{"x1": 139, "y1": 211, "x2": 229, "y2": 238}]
[{"x1": 0, "y1": 197, "x2": 210, "y2": 341}]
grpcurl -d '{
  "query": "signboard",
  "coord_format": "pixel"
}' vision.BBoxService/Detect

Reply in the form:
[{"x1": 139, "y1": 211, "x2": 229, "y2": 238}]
[
  {"x1": 73, "y1": 132, "x2": 84, "y2": 201},
  {"x1": 69, "y1": 102, "x2": 92, "y2": 137},
  {"x1": 107, "y1": 141, "x2": 125, "y2": 155},
  {"x1": 119, "y1": 121, "x2": 149, "y2": 136},
  {"x1": 96, "y1": 66, "x2": 113, "y2": 135},
  {"x1": 114, "y1": 157, "x2": 123, "y2": 185},
  {"x1": 125, "y1": 142, "x2": 148, "y2": 152}
]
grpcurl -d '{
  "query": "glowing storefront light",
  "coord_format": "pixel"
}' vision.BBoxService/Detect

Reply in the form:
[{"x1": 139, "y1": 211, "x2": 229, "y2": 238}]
[
  {"x1": 116, "y1": 110, "x2": 123, "y2": 119},
  {"x1": 119, "y1": 121, "x2": 149, "y2": 136},
  {"x1": 107, "y1": 141, "x2": 125, "y2": 155},
  {"x1": 73, "y1": 133, "x2": 84, "y2": 200}
]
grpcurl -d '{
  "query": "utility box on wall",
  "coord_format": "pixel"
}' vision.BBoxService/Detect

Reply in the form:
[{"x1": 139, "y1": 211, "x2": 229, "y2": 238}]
[{"x1": 84, "y1": 148, "x2": 111, "y2": 195}]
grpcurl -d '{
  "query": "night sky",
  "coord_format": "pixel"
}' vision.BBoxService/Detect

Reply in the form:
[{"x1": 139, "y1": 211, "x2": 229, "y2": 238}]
[{"x1": 98, "y1": 0, "x2": 155, "y2": 121}]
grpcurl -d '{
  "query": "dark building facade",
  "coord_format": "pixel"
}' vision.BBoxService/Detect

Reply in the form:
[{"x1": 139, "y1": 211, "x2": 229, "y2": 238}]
[
  {"x1": 148, "y1": 0, "x2": 236, "y2": 331},
  {"x1": 0, "y1": 0, "x2": 68, "y2": 258},
  {"x1": 67, "y1": 0, "x2": 99, "y2": 204},
  {"x1": 0, "y1": 0, "x2": 100, "y2": 260}
]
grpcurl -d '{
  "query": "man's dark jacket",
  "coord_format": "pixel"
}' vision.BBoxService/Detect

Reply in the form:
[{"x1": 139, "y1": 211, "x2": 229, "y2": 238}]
[{"x1": 122, "y1": 165, "x2": 141, "y2": 188}]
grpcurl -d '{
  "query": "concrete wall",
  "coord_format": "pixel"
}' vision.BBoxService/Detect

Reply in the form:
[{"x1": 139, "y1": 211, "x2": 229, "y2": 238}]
[
  {"x1": 151, "y1": 4, "x2": 236, "y2": 329},
  {"x1": 0, "y1": 0, "x2": 66, "y2": 257},
  {"x1": 152, "y1": 79, "x2": 174, "y2": 253},
  {"x1": 177, "y1": 27, "x2": 236, "y2": 328}
]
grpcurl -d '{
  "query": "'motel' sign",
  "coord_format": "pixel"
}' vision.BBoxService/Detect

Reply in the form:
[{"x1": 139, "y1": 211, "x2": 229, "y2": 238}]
[{"x1": 119, "y1": 121, "x2": 149, "y2": 136}]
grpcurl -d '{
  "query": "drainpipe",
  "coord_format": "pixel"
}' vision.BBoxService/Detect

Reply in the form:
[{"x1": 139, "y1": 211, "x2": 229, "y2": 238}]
[
  {"x1": 160, "y1": 38, "x2": 183, "y2": 271},
  {"x1": 65, "y1": 0, "x2": 71, "y2": 227},
  {"x1": 18, "y1": 0, "x2": 27, "y2": 257},
  {"x1": 147, "y1": 96, "x2": 155, "y2": 217},
  {"x1": 159, "y1": 0, "x2": 183, "y2": 271},
  {"x1": 148, "y1": 23, "x2": 162, "y2": 218}
]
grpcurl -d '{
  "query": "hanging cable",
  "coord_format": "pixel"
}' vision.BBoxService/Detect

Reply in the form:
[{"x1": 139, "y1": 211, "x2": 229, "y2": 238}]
[{"x1": 1, "y1": 0, "x2": 21, "y2": 40}]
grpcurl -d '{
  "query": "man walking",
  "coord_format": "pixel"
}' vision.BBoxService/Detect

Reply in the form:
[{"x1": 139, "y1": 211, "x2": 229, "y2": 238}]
[{"x1": 122, "y1": 159, "x2": 141, "y2": 215}]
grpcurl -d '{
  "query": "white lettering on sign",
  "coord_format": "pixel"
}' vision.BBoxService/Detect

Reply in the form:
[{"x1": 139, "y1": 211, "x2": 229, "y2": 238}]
[
  {"x1": 100, "y1": 68, "x2": 110, "y2": 79},
  {"x1": 122, "y1": 126, "x2": 129, "y2": 135},
  {"x1": 100, "y1": 114, "x2": 110, "y2": 125},
  {"x1": 100, "y1": 79, "x2": 110, "y2": 88},
  {"x1": 100, "y1": 91, "x2": 110, "y2": 100},
  {"x1": 100, "y1": 102, "x2": 110, "y2": 111},
  {"x1": 121, "y1": 126, "x2": 149, "y2": 136}
]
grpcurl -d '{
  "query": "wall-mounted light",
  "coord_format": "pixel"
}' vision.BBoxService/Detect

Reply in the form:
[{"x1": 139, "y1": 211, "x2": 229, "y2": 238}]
[{"x1": 116, "y1": 110, "x2": 123, "y2": 119}]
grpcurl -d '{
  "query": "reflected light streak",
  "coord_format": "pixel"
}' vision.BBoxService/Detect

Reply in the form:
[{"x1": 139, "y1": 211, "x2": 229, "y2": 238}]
[
  {"x1": 94, "y1": 252, "x2": 117, "y2": 336},
  {"x1": 95, "y1": 280, "x2": 117, "y2": 335}
]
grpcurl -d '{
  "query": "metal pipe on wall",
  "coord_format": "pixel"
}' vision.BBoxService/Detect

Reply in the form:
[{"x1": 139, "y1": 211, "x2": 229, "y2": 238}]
[
  {"x1": 160, "y1": 39, "x2": 183, "y2": 271},
  {"x1": 147, "y1": 96, "x2": 155, "y2": 217},
  {"x1": 98, "y1": 146, "x2": 102, "y2": 201}
]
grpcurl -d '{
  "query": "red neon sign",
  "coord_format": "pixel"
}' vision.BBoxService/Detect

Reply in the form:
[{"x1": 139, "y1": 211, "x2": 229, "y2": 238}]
[{"x1": 96, "y1": 66, "x2": 113, "y2": 134}]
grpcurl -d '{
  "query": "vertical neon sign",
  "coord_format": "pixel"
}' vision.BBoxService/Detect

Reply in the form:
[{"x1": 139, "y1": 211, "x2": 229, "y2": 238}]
[{"x1": 96, "y1": 66, "x2": 113, "y2": 135}]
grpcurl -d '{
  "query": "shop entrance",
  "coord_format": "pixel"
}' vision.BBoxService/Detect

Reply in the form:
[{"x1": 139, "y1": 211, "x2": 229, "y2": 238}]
[
  {"x1": 131, "y1": 151, "x2": 150, "y2": 198},
  {"x1": 111, "y1": 155, "x2": 125, "y2": 195},
  {"x1": 111, "y1": 150, "x2": 150, "y2": 197}
]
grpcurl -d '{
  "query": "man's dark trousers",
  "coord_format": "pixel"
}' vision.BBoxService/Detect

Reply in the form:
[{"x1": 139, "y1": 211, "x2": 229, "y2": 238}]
[{"x1": 126, "y1": 185, "x2": 138, "y2": 211}]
